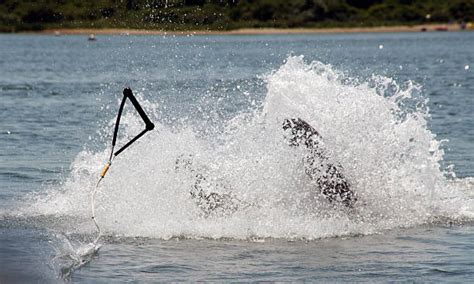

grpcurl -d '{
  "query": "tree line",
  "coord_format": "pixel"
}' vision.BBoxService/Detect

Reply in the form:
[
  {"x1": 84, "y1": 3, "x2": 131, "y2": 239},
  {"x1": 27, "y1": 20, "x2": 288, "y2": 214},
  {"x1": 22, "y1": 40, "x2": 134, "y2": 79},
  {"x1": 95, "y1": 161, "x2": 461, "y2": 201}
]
[{"x1": 1, "y1": 0, "x2": 473, "y2": 32}]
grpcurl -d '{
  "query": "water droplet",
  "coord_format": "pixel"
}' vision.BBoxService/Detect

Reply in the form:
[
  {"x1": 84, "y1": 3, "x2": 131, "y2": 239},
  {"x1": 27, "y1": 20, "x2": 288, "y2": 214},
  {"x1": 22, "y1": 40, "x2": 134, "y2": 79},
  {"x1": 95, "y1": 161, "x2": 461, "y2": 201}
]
[
  {"x1": 465, "y1": 65, "x2": 470, "y2": 70},
  {"x1": 379, "y1": 44, "x2": 384, "y2": 49}
]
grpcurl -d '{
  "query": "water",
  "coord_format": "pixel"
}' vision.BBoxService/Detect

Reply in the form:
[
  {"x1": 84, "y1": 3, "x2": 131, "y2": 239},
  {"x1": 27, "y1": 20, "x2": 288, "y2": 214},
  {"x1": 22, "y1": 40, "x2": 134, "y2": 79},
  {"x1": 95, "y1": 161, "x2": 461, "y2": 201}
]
[{"x1": 0, "y1": 32, "x2": 473, "y2": 282}]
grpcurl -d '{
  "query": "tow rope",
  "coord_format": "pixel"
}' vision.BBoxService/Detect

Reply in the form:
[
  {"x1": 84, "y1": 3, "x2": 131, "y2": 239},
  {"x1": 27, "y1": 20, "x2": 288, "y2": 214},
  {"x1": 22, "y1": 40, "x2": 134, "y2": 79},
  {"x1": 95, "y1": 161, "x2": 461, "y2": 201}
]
[{"x1": 91, "y1": 87, "x2": 155, "y2": 244}]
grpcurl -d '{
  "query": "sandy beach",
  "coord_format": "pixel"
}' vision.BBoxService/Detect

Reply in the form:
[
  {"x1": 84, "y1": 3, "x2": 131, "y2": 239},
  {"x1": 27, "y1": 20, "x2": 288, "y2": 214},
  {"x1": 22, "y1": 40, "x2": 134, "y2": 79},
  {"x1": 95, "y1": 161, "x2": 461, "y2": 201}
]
[{"x1": 33, "y1": 23, "x2": 467, "y2": 36}]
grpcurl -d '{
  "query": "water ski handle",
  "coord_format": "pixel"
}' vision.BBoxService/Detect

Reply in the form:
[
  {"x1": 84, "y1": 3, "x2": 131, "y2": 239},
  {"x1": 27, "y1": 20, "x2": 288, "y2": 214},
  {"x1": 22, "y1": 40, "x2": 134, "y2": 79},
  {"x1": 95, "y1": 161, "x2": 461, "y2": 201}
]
[{"x1": 123, "y1": 88, "x2": 155, "y2": 131}]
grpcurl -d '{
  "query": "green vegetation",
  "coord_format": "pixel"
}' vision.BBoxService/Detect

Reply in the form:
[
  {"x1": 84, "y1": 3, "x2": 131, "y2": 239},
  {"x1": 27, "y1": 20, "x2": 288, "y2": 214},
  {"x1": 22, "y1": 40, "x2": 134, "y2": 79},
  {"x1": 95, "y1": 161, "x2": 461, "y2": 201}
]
[{"x1": 1, "y1": 0, "x2": 473, "y2": 32}]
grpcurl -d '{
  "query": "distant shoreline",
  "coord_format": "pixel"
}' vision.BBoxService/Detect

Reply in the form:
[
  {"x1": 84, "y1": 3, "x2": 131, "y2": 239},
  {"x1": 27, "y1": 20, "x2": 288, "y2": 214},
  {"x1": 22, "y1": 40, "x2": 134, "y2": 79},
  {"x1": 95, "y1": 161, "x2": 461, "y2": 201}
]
[{"x1": 22, "y1": 23, "x2": 468, "y2": 36}]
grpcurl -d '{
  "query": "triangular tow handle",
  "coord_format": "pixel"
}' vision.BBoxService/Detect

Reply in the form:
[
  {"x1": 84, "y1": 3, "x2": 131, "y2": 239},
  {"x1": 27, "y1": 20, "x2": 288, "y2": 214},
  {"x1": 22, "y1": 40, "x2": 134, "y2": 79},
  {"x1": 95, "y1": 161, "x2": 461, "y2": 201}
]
[
  {"x1": 100, "y1": 88, "x2": 155, "y2": 178},
  {"x1": 111, "y1": 88, "x2": 155, "y2": 158}
]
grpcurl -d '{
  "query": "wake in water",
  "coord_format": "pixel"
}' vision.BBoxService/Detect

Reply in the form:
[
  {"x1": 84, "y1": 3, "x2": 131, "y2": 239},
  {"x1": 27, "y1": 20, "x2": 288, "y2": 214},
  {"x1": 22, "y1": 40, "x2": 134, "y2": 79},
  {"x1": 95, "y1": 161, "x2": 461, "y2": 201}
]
[
  {"x1": 16, "y1": 56, "x2": 473, "y2": 266},
  {"x1": 48, "y1": 233, "x2": 100, "y2": 279}
]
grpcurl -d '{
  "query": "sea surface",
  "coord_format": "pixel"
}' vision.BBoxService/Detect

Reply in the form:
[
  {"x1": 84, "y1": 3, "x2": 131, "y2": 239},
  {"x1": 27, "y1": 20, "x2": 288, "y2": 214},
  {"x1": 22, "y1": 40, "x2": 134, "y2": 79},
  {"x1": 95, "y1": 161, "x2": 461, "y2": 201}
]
[{"x1": 0, "y1": 32, "x2": 473, "y2": 282}]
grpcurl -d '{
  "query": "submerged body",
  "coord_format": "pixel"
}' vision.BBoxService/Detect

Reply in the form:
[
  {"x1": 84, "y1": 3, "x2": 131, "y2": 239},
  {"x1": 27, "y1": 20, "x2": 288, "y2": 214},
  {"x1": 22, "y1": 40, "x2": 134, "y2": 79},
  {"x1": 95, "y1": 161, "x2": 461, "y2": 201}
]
[
  {"x1": 282, "y1": 118, "x2": 356, "y2": 208},
  {"x1": 176, "y1": 118, "x2": 356, "y2": 216}
]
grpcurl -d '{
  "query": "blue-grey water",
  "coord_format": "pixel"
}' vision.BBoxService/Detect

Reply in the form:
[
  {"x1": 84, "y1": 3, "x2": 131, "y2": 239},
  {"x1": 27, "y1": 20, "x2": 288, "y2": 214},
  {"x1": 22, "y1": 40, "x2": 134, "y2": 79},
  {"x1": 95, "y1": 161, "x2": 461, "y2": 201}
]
[{"x1": 0, "y1": 32, "x2": 473, "y2": 282}]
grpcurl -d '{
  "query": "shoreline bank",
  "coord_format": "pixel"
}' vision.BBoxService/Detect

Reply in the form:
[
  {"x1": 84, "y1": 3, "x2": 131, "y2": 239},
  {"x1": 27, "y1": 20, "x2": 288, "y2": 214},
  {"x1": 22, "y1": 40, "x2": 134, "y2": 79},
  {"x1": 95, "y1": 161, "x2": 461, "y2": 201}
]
[{"x1": 19, "y1": 23, "x2": 469, "y2": 36}]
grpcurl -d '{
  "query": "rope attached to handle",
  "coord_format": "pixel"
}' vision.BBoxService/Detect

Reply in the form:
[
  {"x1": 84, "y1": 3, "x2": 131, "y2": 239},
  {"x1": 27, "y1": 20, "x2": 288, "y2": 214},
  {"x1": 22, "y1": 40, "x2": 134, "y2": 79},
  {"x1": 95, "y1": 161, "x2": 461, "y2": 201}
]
[{"x1": 91, "y1": 88, "x2": 155, "y2": 245}]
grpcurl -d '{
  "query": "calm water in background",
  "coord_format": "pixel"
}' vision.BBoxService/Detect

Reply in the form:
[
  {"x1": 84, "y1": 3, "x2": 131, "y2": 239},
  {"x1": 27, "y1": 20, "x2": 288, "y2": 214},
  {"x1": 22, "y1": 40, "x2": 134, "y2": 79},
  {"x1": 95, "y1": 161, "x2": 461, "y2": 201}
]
[{"x1": 0, "y1": 32, "x2": 473, "y2": 282}]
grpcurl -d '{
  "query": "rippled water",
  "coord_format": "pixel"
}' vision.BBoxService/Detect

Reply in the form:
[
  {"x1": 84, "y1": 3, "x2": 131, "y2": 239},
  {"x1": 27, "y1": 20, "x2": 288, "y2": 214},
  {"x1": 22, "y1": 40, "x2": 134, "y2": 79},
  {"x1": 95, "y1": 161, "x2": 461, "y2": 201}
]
[{"x1": 0, "y1": 32, "x2": 473, "y2": 282}]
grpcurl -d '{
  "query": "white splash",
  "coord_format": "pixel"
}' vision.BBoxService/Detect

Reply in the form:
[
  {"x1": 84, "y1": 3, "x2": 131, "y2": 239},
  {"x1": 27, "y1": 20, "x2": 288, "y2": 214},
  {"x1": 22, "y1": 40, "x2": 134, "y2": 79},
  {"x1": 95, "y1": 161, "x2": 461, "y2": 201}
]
[{"x1": 23, "y1": 56, "x2": 474, "y2": 240}]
